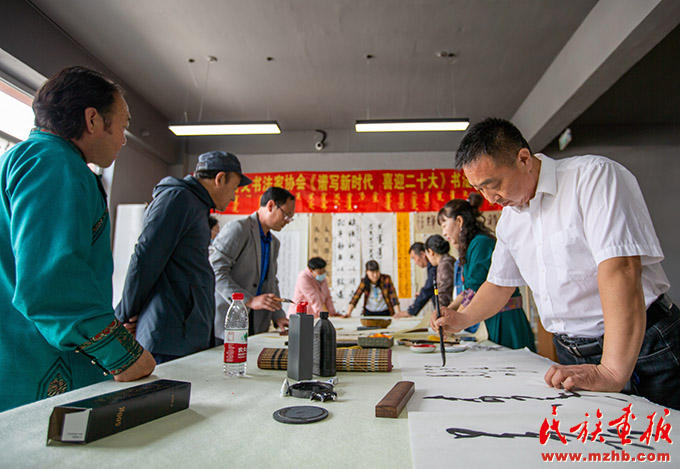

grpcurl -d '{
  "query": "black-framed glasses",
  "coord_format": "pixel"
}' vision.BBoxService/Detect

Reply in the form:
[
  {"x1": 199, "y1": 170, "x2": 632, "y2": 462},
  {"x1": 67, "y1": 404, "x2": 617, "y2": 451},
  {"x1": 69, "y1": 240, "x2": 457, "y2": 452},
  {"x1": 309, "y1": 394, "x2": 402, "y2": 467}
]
[{"x1": 276, "y1": 204, "x2": 294, "y2": 221}]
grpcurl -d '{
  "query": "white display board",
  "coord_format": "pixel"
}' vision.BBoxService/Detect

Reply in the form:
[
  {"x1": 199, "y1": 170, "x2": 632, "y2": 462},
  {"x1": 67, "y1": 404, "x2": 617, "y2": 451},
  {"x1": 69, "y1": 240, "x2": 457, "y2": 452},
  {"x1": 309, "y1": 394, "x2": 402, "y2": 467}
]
[
  {"x1": 276, "y1": 213, "x2": 309, "y2": 300},
  {"x1": 331, "y1": 213, "x2": 362, "y2": 312},
  {"x1": 213, "y1": 213, "x2": 243, "y2": 228},
  {"x1": 112, "y1": 204, "x2": 146, "y2": 307},
  {"x1": 275, "y1": 231, "x2": 299, "y2": 301},
  {"x1": 360, "y1": 212, "x2": 395, "y2": 288}
]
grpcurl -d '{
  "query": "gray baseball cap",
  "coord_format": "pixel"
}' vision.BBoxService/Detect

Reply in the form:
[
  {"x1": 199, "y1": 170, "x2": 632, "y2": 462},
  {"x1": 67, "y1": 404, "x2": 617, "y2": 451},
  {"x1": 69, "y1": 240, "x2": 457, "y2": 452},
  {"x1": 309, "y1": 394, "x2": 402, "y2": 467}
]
[{"x1": 195, "y1": 151, "x2": 252, "y2": 187}]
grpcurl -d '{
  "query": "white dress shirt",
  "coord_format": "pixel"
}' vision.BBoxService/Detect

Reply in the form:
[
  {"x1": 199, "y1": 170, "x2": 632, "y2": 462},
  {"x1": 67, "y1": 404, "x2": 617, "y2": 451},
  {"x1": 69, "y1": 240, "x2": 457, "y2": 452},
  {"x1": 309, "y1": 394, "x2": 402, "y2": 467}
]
[{"x1": 487, "y1": 154, "x2": 669, "y2": 337}]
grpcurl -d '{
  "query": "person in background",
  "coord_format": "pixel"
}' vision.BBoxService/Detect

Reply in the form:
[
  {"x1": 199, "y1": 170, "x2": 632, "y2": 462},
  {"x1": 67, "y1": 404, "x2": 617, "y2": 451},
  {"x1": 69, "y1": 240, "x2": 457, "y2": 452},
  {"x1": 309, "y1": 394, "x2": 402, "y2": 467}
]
[
  {"x1": 0, "y1": 66, "x2": 154, "y2": 411},
  {"x1": 452, "y1": 246, "x2": 464, "y2": 298},
  {"x1": 345, "y1": 260, "x2": 403, "y2": 317},
  {"x1": 424, "y1": 234, "x2": 456, "y2": 310},
  {"x1": 208, "y1": 216, "x2": 220, "y2": 241},
  {"x1": 211, "y1": 187, "x2": 294, "y2": 337},
  {"x1": 436, "y1": 193, "x2": 535, "y2": 351},
  {"x1": 434, "y1": 117, "x2": 679, "y2": 409},
  {"x1": 208, "y1": 215, "x2": 220, "y2": 258},
  {"x1": 397, "y1": 242, "x2": 436, "y2": 318},
  {"x1": 453, "y1": 251, "x2": 478, "y2": 333},
  {"x1": 288, "y1": 257, "x2": 339, "y2": 318},
  {"x1": 116, "y1": 151, "x2": 249, "y2": 364}
]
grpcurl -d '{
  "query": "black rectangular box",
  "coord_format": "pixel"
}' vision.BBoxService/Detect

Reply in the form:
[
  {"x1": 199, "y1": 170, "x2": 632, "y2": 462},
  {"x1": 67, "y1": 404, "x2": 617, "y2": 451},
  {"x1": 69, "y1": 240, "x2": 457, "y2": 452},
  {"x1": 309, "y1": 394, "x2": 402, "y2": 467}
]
[{"x1": 47, "y1": 379, "x2": 191, "y2": 444}]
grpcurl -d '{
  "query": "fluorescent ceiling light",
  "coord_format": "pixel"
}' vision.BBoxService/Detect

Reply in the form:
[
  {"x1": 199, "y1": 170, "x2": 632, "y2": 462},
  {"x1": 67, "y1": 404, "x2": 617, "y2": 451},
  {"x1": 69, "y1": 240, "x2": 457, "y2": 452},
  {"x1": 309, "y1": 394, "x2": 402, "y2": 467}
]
[
  {"x1": 355, "y1": 118, "x2": 469, "y2": 133},
  {"x1": 168, "y1": 121, "x2": 281, "y2": 136},
  {"x1": 0, "y1": 86, "x2": 34, "y2": 141}
]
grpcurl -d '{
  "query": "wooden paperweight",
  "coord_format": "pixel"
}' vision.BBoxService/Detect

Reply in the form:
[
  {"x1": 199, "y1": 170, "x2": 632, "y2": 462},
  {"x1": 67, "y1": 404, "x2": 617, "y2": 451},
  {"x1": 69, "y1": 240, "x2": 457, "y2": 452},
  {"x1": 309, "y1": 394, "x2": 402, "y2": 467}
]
[{"x1": 375, "y1": 381, "x2": 415, "y2": 418}]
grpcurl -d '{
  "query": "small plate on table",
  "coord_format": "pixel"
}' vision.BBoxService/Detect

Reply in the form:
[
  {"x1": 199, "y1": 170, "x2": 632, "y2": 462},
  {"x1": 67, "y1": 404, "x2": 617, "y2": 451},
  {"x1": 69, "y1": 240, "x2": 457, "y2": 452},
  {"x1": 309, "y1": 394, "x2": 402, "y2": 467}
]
[
  {"x1": 409, "y1": 344, "x2": 436, "y2": 353},
  {"x1": 443, "y1": 343, "x2": 469, "y2": 353}
]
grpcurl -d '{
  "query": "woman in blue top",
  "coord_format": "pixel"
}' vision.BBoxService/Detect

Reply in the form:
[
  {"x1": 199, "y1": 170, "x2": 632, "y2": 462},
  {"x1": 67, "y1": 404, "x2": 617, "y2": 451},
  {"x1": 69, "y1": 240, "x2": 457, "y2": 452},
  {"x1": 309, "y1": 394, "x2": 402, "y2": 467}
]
[{"x1": 437, "y1": 193, "x2": 535, "y2": 351}]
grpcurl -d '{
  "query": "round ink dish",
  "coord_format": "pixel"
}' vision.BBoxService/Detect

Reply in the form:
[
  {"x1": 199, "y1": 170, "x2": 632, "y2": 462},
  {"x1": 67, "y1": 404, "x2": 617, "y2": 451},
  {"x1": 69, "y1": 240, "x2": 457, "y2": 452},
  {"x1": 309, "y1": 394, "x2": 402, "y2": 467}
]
[
  {"x1": 444, "y1": 344, "x2": 468, "y2": 353},
  {"x1": 409, "y1": 344, "x2": 436, "y2": 353},
  {"x1": 273, "y1": 406, "x2": 329, "y2": 424}
]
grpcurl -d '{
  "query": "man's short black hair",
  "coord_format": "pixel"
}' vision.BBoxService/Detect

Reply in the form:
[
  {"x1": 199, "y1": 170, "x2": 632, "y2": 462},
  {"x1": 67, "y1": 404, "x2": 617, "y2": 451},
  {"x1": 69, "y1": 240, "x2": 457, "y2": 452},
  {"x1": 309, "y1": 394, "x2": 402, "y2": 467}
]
[
  {"x1": 365, "y1": 260, "x2": 380, "y2": 272},
  {"x1": 409, "y1": 242, "x2": 425, "y2": 255},
  {"x1": 195, "y1": 169, "x2": 238, "y2": 181},
  {"x1": 455, "y1": 117, "x2": 532, "y2": 169},
  {"x1": 260, "y1": 187, "x2": 295, "y2": 207},
  {"x1": 208, "y1": 216, "x2": 218, "y2": 229},
  {"x1": 195, "y1": 169, "x2": 221, "y2": 180},
  {"x1": 33, "y1": 66, "x2": 124, "y2": 140},
  {"x1": 308, "y1": 257, "x2": 326, "y2": 270}
]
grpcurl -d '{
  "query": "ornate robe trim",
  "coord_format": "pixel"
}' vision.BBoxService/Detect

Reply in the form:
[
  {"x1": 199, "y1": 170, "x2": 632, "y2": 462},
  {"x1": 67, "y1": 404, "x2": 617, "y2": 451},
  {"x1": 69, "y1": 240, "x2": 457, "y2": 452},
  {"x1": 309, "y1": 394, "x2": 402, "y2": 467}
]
[
  {"x1": 38, "y1": 358, "x2": 72, "y2": 401},
  {"x1": 47, "y1": 373, "x2": 69, "y2": 397},
  {"x1": 79, "y1": 319, "x2": 144, "y2": 375},
  {"x1": 78, "y1": 319, "x2": 118, "y2": 348}
]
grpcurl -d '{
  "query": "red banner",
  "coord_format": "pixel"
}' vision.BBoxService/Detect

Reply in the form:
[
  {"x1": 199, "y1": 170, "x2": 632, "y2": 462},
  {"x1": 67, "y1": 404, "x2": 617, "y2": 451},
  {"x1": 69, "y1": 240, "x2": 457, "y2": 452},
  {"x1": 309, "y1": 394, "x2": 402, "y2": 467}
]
[{"x1": 219, "y1": 169, "x2": 492, "y2": 214}]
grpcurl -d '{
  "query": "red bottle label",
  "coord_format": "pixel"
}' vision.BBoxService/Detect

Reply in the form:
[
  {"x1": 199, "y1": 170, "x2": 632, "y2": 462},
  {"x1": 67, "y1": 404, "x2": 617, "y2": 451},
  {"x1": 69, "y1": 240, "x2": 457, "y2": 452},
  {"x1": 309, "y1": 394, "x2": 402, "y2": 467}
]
[{"x1": 224, "y1": 329, "x2": 248, "y2": 363}]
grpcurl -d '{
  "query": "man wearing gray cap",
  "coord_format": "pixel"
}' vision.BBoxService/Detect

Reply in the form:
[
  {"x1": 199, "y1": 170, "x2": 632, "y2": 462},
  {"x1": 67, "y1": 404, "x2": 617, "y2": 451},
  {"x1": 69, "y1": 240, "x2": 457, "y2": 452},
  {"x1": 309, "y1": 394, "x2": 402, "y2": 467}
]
[{"x1": 116, "y1": 151, "x2": 250, "y2": 363}]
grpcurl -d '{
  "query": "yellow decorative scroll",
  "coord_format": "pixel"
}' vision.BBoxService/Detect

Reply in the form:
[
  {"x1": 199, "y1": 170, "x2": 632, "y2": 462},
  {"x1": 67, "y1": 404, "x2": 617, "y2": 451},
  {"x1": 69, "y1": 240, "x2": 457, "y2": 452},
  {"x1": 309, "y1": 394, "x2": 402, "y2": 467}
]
[
  {"x1": 396, "y1": 212, "x2": 411, "y2": 298},
  {"x1": 308, "y1": 213, "x2": 333, "y2": 284}
]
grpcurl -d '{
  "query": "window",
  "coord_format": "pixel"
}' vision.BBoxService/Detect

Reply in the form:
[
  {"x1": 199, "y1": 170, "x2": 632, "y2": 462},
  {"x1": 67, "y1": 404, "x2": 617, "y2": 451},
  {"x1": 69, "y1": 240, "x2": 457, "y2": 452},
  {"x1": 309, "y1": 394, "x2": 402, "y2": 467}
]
[{"x1": 0, "y1": 78, "x2": 34, "y2": 143}]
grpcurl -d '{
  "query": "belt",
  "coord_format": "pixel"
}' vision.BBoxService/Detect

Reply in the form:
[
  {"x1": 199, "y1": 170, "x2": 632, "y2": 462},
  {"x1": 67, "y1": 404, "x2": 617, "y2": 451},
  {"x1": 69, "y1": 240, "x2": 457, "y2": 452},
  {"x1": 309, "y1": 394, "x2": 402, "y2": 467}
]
[
  {"x1": 646, "y1": 293, "x2": 676, "y2": 330},
  {"x1": 556, "y1": 293, "x2": 676, "y2": 359},
  {"x1": 555, "y1": 335, "x2": 602, "y2": 358},
  {"x1": 656, "y1": 293, "x2": 674, "y2": 312},
  {"x1": 499, "y1": 295, "x2": 523, "y2": 313}
]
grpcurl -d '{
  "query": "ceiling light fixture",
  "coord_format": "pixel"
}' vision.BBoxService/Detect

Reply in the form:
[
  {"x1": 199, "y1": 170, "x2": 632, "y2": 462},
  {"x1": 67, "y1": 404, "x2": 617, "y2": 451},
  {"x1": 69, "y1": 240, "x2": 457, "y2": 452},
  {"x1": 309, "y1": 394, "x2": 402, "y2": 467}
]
[
  {"x1": 168, "y1": 121, "x2": 281, "y2": 136},
  {"x1": 355, "y1": 118, "x2": 469, "y2": 133},
  {"x1": 355, "y1": 51, "x2": 469, "y2": 133},
  {"x1": 169, "y1": 55, "x2": 281, "y2": 136}
]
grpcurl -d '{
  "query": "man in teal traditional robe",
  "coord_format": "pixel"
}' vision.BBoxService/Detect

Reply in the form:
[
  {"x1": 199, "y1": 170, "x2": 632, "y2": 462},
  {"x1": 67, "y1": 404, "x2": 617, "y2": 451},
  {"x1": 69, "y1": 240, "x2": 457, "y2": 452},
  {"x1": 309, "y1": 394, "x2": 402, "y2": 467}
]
[{"x1": 0, "y1": 66, "x2": 155, "y2": 412}]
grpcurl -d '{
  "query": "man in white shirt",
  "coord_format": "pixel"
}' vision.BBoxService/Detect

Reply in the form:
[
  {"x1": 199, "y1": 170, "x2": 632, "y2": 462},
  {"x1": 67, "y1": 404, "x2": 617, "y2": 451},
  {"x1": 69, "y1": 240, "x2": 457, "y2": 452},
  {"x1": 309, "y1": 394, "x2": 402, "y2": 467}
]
[{"x1": 433, "y1": 117, "x2": 679, "y2": 409}]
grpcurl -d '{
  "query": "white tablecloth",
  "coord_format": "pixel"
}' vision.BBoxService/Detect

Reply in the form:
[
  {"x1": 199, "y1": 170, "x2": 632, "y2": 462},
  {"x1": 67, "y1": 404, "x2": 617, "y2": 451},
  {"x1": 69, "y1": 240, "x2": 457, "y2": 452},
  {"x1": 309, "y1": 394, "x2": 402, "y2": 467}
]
[{"x1": 0, "y1": 317, "x2": 419, "y2": 469}]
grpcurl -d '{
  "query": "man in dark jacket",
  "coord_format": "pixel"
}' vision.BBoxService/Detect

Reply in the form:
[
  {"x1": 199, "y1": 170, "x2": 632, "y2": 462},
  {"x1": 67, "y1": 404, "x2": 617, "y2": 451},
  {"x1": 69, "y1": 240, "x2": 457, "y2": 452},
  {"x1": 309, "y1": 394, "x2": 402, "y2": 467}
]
[{"x1": 116, "y1": 151, "x2": 251, "y2": 363}]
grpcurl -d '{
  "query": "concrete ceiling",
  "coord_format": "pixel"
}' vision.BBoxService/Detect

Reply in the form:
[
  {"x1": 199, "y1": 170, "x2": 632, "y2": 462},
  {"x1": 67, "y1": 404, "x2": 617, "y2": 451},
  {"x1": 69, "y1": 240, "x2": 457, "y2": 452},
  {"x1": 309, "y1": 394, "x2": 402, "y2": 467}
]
[
  {"x1": 573, "y1": 22, "x2": 680, "y2": 126},
  {"x1": 23, "y1": 0, "x2": 680, "y2": 151}
]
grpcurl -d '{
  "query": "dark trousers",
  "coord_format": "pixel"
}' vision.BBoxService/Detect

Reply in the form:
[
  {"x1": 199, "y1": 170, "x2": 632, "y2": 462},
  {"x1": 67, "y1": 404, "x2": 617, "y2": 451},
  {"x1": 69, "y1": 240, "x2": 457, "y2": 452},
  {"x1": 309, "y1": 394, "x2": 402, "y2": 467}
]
[
  {"x1": 363, "y1": 308, "x2": 391, "y2": 317},
  {"x1": 553, "y1": 295, "x2": 680, "y2": 410},
  {"x1": 152, "y1": 352, "x2": 181, "y2": 364}
]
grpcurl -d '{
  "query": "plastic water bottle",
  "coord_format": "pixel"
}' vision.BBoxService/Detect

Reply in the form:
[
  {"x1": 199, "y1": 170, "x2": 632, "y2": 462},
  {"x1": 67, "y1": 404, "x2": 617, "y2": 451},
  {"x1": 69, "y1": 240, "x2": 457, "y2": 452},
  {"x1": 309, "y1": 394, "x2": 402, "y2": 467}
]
[{"x1": 224, "y1": 292, "x2": 248, "y2": 376}]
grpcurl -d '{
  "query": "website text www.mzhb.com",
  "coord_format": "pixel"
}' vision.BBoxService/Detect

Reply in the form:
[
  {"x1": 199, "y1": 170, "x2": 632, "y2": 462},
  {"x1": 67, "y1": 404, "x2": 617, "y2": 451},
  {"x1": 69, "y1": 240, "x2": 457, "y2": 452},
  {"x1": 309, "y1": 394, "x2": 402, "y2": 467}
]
[{"x1": 541, "y1": 450, "x2": 670, "y2": 462}]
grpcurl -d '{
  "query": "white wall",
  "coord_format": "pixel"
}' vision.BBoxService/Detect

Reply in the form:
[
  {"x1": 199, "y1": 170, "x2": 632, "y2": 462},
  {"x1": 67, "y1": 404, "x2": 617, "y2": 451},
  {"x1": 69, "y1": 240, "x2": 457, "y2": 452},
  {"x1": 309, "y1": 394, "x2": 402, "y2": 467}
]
[
  {"x1": 109, "y1": 139, "x2": 170, "y2": 230},
  {"x1": 546, "y1": 125, "x2": 680, "y2": 300}
]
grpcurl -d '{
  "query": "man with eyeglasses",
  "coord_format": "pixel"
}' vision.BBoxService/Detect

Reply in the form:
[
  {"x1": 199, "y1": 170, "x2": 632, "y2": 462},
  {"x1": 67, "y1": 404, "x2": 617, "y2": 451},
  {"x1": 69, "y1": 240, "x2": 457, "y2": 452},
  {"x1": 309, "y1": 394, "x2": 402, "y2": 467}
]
[{"x1": 212, "y1": 187, "x2": 295, "y2": 336}]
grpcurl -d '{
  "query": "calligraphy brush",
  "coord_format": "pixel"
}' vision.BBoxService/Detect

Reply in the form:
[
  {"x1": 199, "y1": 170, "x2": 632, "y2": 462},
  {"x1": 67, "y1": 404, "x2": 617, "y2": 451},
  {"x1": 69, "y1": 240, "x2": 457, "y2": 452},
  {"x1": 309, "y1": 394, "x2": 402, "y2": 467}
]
[
  {"x1": 432, "y1": 282, "x2": 446, "y2": 367},
  {"x1": 274, "y1": 297, "x2": 296, "y2": 304}
]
